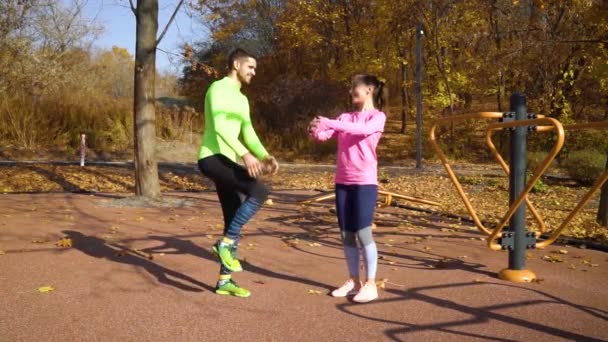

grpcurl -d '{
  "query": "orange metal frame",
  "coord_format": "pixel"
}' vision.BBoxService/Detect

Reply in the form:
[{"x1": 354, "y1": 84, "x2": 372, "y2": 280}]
[
  {"x1": 483, "y1": 118, "x2": 565, "y2": 250},
  {"x1": 428, "y1": 112, "x2": 554, "y2": 235},
  {"x1": 430, "y1": 113, "x2": 607, "y2": 250},
  {"x1": 299, "y1": 190, "x2": 441, "y2": 207},
  {"x1": 503, "y1": 121, "x2": 608, "y2": 249},
  {"x1": 484, "y1": 121, "x2": 548, "y2": 234},
  {"x1": 485, "y1": 121, "x2": 608, "y2": 249}
]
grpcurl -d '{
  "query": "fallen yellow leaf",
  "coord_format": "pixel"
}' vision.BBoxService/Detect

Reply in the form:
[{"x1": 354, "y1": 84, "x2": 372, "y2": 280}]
[
  {"x1": 56, "y1": 237, "x2": 72, "y2": 248},
  {"x1": 376, "y1": 278, "x2": 388, "y2": 290},
  {"x1": 37, "y1": 286, "x2": 54, "y2": 293},
  {"x1": 307, "y1": 289, "x2": 322, "y2": 295},
  {"x1": 542, "y1": 255, "x2": 564, "y2": 263}
]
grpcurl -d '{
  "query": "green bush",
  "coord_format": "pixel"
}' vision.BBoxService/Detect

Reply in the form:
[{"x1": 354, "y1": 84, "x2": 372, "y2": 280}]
[
  {"x1": 561, "y1": 149, "x2": 607, "y2": 184},
  {"x1": 527, "y1": 171, "x2": 549, "y2": 193},
  {"x1": 528, "y1": 151, "x2": 548, "y2": 172}
]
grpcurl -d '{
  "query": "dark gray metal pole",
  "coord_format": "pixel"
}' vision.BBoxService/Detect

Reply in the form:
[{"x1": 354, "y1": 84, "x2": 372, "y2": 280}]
[
  {"x1": 415, "y1": 23, "x2": 423, "y2": 169},
  {"x1": 508, "y1": 93, "x2": 528, "y2": 270}
]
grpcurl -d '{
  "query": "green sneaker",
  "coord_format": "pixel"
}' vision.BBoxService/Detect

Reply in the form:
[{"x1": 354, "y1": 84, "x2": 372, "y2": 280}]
[
  {"x1": 215, "y1": 280, "x2": 251, "y2": 298},
  {"x1": 212, "y1": 241, "x2": 243, "y2": 272}
]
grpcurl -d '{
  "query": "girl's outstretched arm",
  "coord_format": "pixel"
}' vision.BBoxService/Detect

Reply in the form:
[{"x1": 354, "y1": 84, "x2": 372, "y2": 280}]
[
  {"x1": 316, "y1": 113, "x2": 386, "y2": 136},
  {"x1": 309, "y1": 117, "x2": 337, "y2": 142}
]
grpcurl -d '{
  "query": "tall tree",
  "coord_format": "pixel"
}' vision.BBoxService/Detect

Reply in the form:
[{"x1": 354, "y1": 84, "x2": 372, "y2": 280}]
[{"x1": 129, "y1": 0, "x2": 184, "y2": 199}]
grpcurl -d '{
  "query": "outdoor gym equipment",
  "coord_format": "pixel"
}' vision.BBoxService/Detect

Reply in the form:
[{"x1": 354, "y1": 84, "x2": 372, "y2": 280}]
[
  {"x1": 486, "y1": 121, "x2": 608, "y2": 250},
  {"x1": 430, "y1": 93, "x2": 608, "y2": 282}
]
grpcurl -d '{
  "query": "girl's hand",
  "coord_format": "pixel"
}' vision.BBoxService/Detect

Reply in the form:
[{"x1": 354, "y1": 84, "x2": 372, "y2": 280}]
[
  {"x1": 308, "y1": 117, "x2": 321, "y2": 134},
  {"x1": 309, "y1": 116, "x2": 327, "y2": 131}
]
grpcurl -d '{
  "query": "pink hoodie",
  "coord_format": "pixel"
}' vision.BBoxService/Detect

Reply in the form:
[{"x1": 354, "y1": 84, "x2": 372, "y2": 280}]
[{"x1": 311, "y1": 109, "x2": 386, "y2": 185}]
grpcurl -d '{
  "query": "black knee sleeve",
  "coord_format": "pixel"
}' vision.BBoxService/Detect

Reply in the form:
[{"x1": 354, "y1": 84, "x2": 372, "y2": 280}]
[{"x1": 341, "y1": 230, "x2": 357, "y2": 247}]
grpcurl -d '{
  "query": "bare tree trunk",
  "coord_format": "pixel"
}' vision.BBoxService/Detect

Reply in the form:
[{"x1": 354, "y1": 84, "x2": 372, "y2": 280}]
[
  {"x1": 415, "y1": 22, "x2": 423, "y2": 169},
  {"x1": 430, "y1": 7, "x2": 454, "y2": 142},
  {"x1": 598, "y1": 153, "x2": 608, "y2": 226},
  {"x1": 133, "y1": 0, "x2": 161, "y2": 198},
  {"x1": 598, "y1": 103, "x2": 608, "y2": 226},
  {"x1": 399, "y1": 47, "x2": 410, "y2": 134}
]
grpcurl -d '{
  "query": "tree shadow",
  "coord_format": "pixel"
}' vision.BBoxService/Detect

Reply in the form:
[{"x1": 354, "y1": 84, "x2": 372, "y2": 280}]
[
  {"x1": 335, "y1": 281, "x2": 608, "y2": 342},
  {"x1": 63, "y1": 230, "x2": 214, "y2": 292},
  {"x1": 266, "y1": 212, "x2": 496, "y2": 278},
  {"x1": 24, "y1": 165, "x2": 88, "y2": 192},
  {"x1": 81, "y1": 167, "x2": 134, "y2": 190},
  {"x1": 140, "y1": 235, "x2": 334, "y2": 291}
]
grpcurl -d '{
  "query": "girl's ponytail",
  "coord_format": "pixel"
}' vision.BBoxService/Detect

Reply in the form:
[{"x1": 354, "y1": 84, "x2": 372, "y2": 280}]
[
  {"x1": 373, "y1": 80, "x2": 387, "y2": 111},
  {"x1": 353, "y1": 73, "x2": 387, "y2": 111}
]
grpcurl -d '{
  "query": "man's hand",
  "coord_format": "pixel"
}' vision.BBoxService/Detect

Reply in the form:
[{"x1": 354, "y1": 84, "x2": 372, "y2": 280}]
[
  {"x1": 263, "y1": 155, "x2": 279, "y2": 176},
  {"x1": 242, "y1": 153, "x2": 263, "y2": 178}
]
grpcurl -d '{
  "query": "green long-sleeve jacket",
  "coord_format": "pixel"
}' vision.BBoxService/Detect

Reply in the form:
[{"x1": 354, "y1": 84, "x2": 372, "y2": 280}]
[{"x1": 198, "y1": 77, "x2": 269, "y2": 162}]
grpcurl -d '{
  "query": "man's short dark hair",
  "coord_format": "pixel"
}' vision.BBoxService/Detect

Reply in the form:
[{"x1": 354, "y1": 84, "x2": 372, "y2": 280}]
[{"x1": 227, "y1": 48, "x2": 256, "y2": 70}]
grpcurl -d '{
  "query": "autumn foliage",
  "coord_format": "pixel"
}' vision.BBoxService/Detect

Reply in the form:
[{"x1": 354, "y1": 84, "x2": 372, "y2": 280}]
[{"x1": 181, "y1": 0, "x2": 607, "y2": 164}]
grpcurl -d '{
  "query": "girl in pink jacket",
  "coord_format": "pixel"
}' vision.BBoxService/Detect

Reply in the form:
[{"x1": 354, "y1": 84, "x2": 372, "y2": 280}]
[{"x1": 309, "y1": 74, "x2": 386, "y2": 303}]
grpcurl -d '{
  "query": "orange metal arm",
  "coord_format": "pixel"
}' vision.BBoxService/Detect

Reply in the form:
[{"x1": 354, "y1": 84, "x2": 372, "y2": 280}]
[
  {"x1": 429, "y1": 112, "x2": 504, "y2": 235},
  {"x1": 487, "y1": 118, "x2": 565, "y2": 250},
  {"x1": 536, "y1": 170, "x2": 608, "y2": 248},
  {"x1": 485, "y1": 127, "x2": 548, "y2": 233},
  {"x1": 535, "y1": 121, "x2": 608, "y2": 248},
  {"x1": 298, "y1": 190, "x2": 441, "y2": 207}
]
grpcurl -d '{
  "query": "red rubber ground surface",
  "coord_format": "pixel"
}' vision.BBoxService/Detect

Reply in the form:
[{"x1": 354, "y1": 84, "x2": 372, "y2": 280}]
[{"x1": 1, "y1": 191, "x2": 607, "y2": 341}]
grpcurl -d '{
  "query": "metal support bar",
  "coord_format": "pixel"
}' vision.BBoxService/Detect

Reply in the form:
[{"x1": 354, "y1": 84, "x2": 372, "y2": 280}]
[{"x1": 299, "y1": 190, "x2": 441, "y2": 207}]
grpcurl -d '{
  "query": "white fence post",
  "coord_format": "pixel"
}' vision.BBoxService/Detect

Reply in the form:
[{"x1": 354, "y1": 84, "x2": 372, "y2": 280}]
[{"x1": 80, "y1": 134, "x2": 86, "y2": 167}]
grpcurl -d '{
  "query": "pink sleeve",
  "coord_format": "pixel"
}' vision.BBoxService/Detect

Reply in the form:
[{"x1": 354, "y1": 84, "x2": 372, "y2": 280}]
[
  {"x1": 320, "y1": 112, "x2": 386, "y2": 136},
  {"x1": 311, "y1": 128, "x2": 336, "y2": 142},
  {"x1": 310, "y1": 114, "x2": 346, "y2": 142}
]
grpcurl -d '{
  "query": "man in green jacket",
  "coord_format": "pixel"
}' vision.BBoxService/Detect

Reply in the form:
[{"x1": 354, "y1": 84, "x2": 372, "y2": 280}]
[{"x1": 198, "y1": 48, "x2": 278, "y2": 298}]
